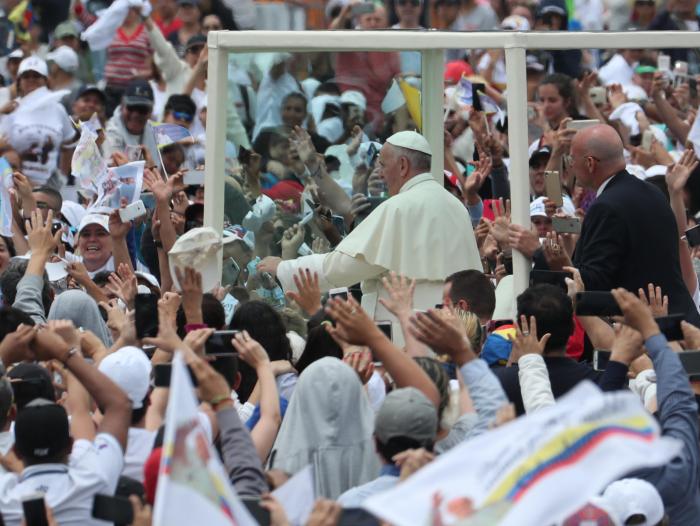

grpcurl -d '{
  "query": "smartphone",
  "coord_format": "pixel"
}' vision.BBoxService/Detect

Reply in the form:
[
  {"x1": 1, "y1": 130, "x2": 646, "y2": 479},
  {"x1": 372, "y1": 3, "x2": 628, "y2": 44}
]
[
  {"x1": 685, "y1": 224, "x2": 700, "y2": 247},
  {"x1": 153, "y1": 363, "x2": 198, "y2": 387},
  {"x1": 593, "y1": 349, "x2": 611, "y2": 371},
  {"x1": 331, "y1": 214, "x2": 346, "y2": 236},
  {"x1": 544, "y1": 170, "x2": 563, "y2": 207},
  {"x1": 135, "y1": 293, "x2": 159, "y2": 339},
  {"x1": 367, "y1": 196, "x2": 387, "y2": 213},
  {"x1": 641, "y1": 129, "x2": 654, "y2": 151},
  {"x1": 656, "y1": 314, "x2": 684, "y2": 342},
  {"x1": 552, "y1": 216, "x2": 581, "y2": 234},
  {"x1": 566, "y1": 119, "x2": 600, "y2": 131},
  {"x1": 242, "y1": 498, "x2": 271, "y2": 526},
  {"x1": 589, "y1": 86, "x2": 607, "y2": 106},
  {"x1": 575, "y1": 291, "x2": 622, "y2": 317},
  {"x1": 351, "y1": 2, "x2": 375, "y2": 15},
  {"x1": 329, "y1": 286, "x2": 349, "y2": 300},
  {"x1": 530, "y1": 269, "x2": 572, "y2": 291},
  {"x1": 471, "y1": 83, "x2": 485, "y2": 112},
  {"x1": 366, "y1": 143, "x2": 378, "y2": 168},
  {"x1": 92, "y1": 494, "x2": 134, "y2": 525},
  {"x1": 205, "y1": 330, "x2": 239, "y2": 356},
  {"x1": 678, "y1": 350, "x2": 700, "y2": 378},
  {"x1": 51, "y1": 221, "x2": 63, "y2": 235},
  {"x1": 22, "y1": 494, "x2": 48, "y2": 526},
  {"x1": 674, "y1": 60, "x2": 689, "y2": 76},
  {"x1": 118, "y1": 200, "x2": 147, "y2": 223},
  {"x1": 502, "y1": 253, "x2": 513, "y2": 275},
  {"x1": 238, "y1": 146, "x2": 251, "y2": 165},
  {"x1": 376, "y1": 321, "x2": 392, "y2": 340},
  {"x1": 183, "y1": 169, "x2": 205, "y2": 186},
  {"x1": 221, "y1": 257, "x2": 241, "y2": 288},
  {"x1": 657, "y1": 54, "x2": 671, "y2": 71}
]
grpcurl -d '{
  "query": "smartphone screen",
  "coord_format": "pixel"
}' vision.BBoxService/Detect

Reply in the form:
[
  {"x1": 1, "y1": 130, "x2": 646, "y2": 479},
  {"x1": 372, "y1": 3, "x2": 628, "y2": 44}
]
[
  {"x1": 376, "y1": 321, "x2": 392, "y2": 340},
  {"x1": 205, "y1": 330, "x2": 239, "y2": 356},
  {"x1": 135, "y1": 293, "x2": 159, "y2": 339},
  {"x1": 22, "y1": 496, "x2": 49, "y2": 526},
  {"x1": 685, "y1": 224, "x2": 700, "y2": 248},
  {"x1": 679, "y1": 350, "x2": 700, "y2": 378},
  {"x1": 92, "y1": 494, "x2": 134, "y2": 525},
  {"x1": 575, "y1": 292, "x2": 622, "y2": 317},
  {"x1": 329, "y1": 287, "x2": 349, "y2": 301},
  {"x1": 593, "y1": 349, "x2": 611, "y2": 371},
  {"x1": 221, "y1": 257, "x2": 241, "y2": 288}
]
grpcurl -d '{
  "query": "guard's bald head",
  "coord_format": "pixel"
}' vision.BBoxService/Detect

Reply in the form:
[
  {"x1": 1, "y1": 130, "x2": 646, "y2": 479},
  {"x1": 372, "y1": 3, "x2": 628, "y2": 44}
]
[{"x1": 573, "y1": 124, "x2": 626, "y2": 166}]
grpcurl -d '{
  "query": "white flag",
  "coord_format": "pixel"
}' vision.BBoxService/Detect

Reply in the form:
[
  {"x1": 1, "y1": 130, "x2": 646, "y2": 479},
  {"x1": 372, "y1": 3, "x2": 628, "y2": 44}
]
[
  {"x1": 153, "y1": 352, "x2": 257, "y2": 526},
  {"x1": 93, "y1": 160, "x2": 144, "y2": 210},
  {"x1": 364, "y1": 381, "x2": 681, "y2": 526}
]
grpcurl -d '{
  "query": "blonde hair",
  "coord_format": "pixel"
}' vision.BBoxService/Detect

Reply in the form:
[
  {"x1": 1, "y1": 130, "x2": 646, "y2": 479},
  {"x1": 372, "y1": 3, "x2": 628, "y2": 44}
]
[{"x1": 455, "y1": 309, "x2": 483, "y2": 354}]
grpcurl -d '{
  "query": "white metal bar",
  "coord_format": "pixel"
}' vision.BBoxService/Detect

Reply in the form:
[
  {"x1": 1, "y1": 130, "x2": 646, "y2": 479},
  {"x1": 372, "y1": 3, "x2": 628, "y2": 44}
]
[
  {"x1": 421, "y1": 49, "x2": 444, "y2": 182},
  {"x1": 210, "y1": 29, "x2": 700, "y2": 52},
  {"x1": 505, "y1": 45, "x2": 530, "y2": 298},
  {"x1": 203, "y1": 36, "x2": 229, "y2": 279}
]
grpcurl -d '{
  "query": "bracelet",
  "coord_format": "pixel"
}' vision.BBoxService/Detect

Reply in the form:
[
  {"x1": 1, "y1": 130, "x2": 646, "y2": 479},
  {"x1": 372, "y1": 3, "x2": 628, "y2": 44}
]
[
  {"x1": 209, "y1": 394, "x2": 230, "y2": 407},
  {"x1": 61, "y1": 347, "x2": 80, "y2": 365}
]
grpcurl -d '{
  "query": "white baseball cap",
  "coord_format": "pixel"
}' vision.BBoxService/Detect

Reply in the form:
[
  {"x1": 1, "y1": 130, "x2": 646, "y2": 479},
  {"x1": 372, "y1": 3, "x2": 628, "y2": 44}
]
[
  {"x1": 601, "y1": 478, "x2": 664, "y2": 526},
  {"x1": 18, "y1": 56, "x2": 48, "y2": 78},
  {"x1": 77, "y1": 213, "x2": 110, "y2": 235},
  {"x1": 46, "y1": 45, "x2": 79, "y2": 74},
  {"x1": 340, "y1": 90, "x2": 367, "y2": 112},
  {"x1": 386, "y1": 130, "x2": 432, "y2": 156},
  {"x1": 98, "y1": 346, "x2": 152, "y2": 409},
  {"x1": 169, "y1": 226, "x2": 225, "y2": 292},
  {"x1": 530, "y1": 196, "x2": 548, "y2": 218}
]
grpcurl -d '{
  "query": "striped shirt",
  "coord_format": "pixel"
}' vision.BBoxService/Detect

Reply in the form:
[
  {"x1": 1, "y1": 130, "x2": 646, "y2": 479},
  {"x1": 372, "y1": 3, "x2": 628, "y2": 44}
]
[{"x1": 104, "y1": 24, "x2": 152, "y2": 89}]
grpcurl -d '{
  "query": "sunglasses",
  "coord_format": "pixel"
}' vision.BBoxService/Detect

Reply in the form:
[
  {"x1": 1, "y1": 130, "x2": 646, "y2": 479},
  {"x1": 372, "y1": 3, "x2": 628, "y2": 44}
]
[
  {"x1": 126, "y1": 105, "x2": 151, "y2": 115},
  {"x1": 173, "y1": 111, "x2": 194, "y2": 123}
]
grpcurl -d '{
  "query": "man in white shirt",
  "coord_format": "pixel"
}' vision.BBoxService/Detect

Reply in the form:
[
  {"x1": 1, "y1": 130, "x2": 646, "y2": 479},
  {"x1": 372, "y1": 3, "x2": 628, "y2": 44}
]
[
  {"x1": 0, "y1": 325, "x2": 131, "y2": 526},
  {"x1": 259, "y1": 131, "x2": 482, "y2": 343}
]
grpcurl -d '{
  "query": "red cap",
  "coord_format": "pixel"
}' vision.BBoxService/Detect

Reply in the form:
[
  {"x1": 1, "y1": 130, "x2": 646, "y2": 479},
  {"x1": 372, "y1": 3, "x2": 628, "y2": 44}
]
[{"x1": 444, "y1": 61, "x2": 474, "y2": 85}]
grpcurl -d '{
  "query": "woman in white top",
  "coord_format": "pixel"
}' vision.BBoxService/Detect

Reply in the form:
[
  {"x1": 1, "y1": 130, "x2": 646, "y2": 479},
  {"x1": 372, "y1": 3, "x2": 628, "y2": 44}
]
[{"x1": 0, "y1": 56, "x2": 77, "y2": 186}]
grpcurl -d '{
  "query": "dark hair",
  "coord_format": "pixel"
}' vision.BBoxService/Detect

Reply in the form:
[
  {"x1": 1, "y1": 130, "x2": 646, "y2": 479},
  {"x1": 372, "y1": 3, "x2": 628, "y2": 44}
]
[
  {"x1": 445, "y1": 270, "x2": 496, "y2": 320},
  {"x1": 32, "y1": 186, "x2": 63, "y2": 211},
  {"x1": 132, "y1": 401, "x2": 148, "y2": 426},
  {"x1": 375, "y1": 436, "x2": 434, "y2": 464},
  {"x1": 282, "y1": 91, "x2": 307, "y2": 109},
  {"x1": 92, "y1": 271, "x2": 113, "y2": 288},
  {"x1": 295, "y1": 325, "x2": 343, "y2": 375},
  {"x1": 230, "y1": 301, "x2": 292, "y2": 401},
  {"x1": 516, "y1": 284, "x2": 573, "y2": 352},
  {"x1": 414, "y1": 357, "x2": 449, "y2": 421},
  {"x1": 0, "y1": 236, "x2": 16, "y2": 259},
  {"x1": 8, "y1": 364, "x2": 56, "y2": 409},
  {"x1": 0, "y1": 260, "x2": 52, "y2": 316},
  {"x1": 164, "y1": 94, "x2": 196, "y2": 116},
  {"x1": 0, "y1": 378, "x2": 13, "y2": 429},
  {"x1": 176, "y1": 293, "x2": 226, "y2": 337},
  {"x1": 538, "y1": 73, "x2": 577, "y2": 118},
  {"x1": 0, "y1": 306, "x2": 34, "y2": 341},
  {"x1": 210, "y1": 355, "x2": 240, "y2": 390}
]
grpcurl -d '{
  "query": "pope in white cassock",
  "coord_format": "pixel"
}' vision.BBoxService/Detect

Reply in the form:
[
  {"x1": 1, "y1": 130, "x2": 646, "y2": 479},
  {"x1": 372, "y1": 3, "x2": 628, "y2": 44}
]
[{"x1": 258, "y1": 130, "x2": 482, "y2": 344}]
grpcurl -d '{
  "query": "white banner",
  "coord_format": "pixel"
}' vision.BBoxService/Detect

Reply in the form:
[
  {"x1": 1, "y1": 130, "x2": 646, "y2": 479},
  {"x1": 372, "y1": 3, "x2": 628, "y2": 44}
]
[
  {"x1": 364, "y1": 381, "x2": 681, "y2": 526},
  {"x1": 152, "y1": 352, "x2": 257, "y2": 526},
  {"x1": 71, "y1": 126, "x2": 106, "y2": 194},
  {"x1": 94, "y1": 160, "x2": 144, "y2": 210}
]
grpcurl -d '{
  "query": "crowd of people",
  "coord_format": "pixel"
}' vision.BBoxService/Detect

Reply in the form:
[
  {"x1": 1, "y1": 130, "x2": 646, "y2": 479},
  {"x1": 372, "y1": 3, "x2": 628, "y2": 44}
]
[{"x1": 0, "y1": 0, "x2": 698, "y2": 525}]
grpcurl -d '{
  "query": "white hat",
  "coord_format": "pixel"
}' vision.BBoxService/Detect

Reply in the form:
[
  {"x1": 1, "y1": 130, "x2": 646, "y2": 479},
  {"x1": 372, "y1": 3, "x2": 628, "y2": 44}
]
[
  {"x1": 501, "y1": 14, "x2": 530, "y2": 31},
  {"x1": 242, "y1": 194, "x2": 276, "y2": 233},
  {"x1": 8, "y1": 49, "x2": 24, "y2": 60},
  {"x1": 530, "y1": 196, "x2": 548, "y2": 218},
  {"x1": 340, "y1": 90, "x2": 367, "y2": 112},
  {"x1": 169, "y1": 226, "x2": 225, "y2": 292},
  {"x1": 601, "y1": 478, "x2": 664, "y2": 526},
  {"x1": 77, "y1": 213, "x2": 110, "y2": 235},
  {"x1": 61, "y1": 200, "x2": 87, "y2": 229},
  {"x1": 317, "y1": 117, "x2": 344, "y2": 143},
  {"x1": 492, "y1": 274, "x2": 515, "y2": 320},
  {"x1": 223, "y1": 225, "x2": 255, "y2": 251},
  {"x1": 46, "y1": 46, "x2": 79, "y2": 74},
  {"x1": 135, "y1": 271, "x2": 161, "y2": 290},
  {"x1": 386, "y1": 130, "x2": 432, "y2": 156},
  {"x1": 18, "y1": 56, "x2": 48, "y2": 78},
  {"x1": 309, "y1": 94, "x2": 340, "y2": 127},
  {"x1": 98, "y1": 346, "x2": 152, "y2": 409}
]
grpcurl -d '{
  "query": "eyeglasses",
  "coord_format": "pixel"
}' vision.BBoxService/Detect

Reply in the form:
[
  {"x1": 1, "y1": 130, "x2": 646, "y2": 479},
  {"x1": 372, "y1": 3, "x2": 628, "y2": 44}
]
[{"x1": 172, "y1": 111, "x2": 194, "y2": 123}]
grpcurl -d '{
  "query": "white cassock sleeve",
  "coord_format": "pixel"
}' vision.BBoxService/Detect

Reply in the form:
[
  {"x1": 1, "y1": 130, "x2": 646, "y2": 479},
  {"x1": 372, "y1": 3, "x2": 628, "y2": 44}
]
[{"x1": 277, "y1": 250, "x2": 386, "y2": 293}]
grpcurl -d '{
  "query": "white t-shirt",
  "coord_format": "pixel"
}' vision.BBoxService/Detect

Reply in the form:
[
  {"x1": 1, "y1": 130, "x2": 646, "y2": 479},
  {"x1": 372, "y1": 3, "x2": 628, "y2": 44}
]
[
  {"x1": 0, "y1": 433, "x2": 123, "y2": 526},
  {"x1": 122, "y1": 427, "x2": 157, "y2": 482},
  {"x1": 0, "y1": 102, "x2": 75, "y2": 185}
]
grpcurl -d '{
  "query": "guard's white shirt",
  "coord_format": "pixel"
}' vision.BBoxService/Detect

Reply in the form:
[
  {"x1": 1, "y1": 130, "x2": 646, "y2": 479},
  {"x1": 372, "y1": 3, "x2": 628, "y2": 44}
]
[{"x1": 0, "y1": 433, "x2": 123, "y2": 526}]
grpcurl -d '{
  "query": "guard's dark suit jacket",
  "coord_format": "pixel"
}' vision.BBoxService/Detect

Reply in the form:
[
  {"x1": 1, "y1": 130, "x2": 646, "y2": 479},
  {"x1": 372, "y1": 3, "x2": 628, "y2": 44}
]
[{"x1": 572, "y1": 170, "x2": 700, "y2": 325}]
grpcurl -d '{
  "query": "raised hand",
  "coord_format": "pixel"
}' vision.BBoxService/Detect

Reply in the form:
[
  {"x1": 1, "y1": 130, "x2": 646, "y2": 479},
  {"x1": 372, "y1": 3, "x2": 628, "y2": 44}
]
[
  {"x1": 232, "y1": 330, "x2": 271, "y2": 369},
  {"x1": 291, "y1": 125, "x2": 317, "y2": 166},
  {"x1": 507, "y1": 315, "x2": 550, "y2": 366},
  {"x1": 666, "y1": 149, "x2": 698, "y2": 194},
  {"x1": 281, "y1": 223, "x2": 305, "y2": 260},
  {"x1": 379, "y1": 271, "x2": 416, "y2": 318},
  {"x1": 324, "y1": 296, "x2": 384, "y2": 347},
  {"x1": 611, "y1": 288, "x2": 660, "y2": 341},
  {"x1": 409, "y1": 306, "x2": 474, "y2": 365},
  {"x1": 343, "y1": 348, "x2": 374, "y2": 385},
  {"x1": 26, "y1": 209, "x2": 61, "y2": 257},
  {"x1": 285, "y1": 268, "x2": 322, "y2": 316},
  {"x1": 462, "y1": 155, "x2": 492, "y2": 202},
  {"x1": 637, "y1": 283, "x2": 669, "y2": 318},
  {"x1": 610, "y1": 322, "x2": 644, "y2": 366}
]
